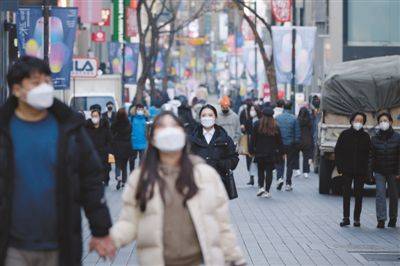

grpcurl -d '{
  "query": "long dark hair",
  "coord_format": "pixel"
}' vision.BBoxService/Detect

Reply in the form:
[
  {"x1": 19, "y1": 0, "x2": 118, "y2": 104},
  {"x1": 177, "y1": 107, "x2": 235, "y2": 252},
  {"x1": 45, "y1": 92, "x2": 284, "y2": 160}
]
[
  {"x1": 135, "y1": 111, "x2": 199, "y2": 212},
  {"x1": 298, "y1": 107, "x2": 312, "y2": 127},
  {"x1": 258, "y1": 116, "x2": 278, "y2": 136},
  {"x1": 115, "y1": 108, "x2": 129, "y2": 124}
]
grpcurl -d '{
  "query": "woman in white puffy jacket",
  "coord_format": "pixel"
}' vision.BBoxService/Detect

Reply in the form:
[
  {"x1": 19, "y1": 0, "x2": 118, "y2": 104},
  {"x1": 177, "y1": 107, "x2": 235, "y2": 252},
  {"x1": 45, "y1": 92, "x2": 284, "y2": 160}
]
[{"x1": 109, "y1": 111, "x2": 246, "y2": 266}]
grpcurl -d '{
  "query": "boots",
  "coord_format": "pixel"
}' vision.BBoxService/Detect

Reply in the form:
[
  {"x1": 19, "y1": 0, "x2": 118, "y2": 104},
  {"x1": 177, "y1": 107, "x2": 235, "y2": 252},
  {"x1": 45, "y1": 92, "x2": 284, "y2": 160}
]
[
  {"x1": 247, "y1": 175, "x2": 254, "y2": 186},
  {"x1": 340, "y1": 218, "x2": 350, "y2": 227}
]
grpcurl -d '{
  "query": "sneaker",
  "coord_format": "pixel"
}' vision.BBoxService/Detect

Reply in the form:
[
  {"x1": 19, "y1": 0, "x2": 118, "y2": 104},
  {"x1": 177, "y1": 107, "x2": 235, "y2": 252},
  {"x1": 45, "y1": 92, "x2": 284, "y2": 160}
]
[
  {"x1": 294, "y1": 170, "x2": 302, "y2": 177},
  {"x1": 340, "y1": 218, "x2": 350, "y2": 227},
  {"x1": 285, "y1": 184, "x2": 293, "y2": 191},
  {"x1": 304, "y1": 173, "x2": 309, "y2": 179},
  {"x1": 257, "y1": 188, "x2": 266, "y2": 197},
  {"x1": 262, "y1": 192, "x2": 271, "y2": 198},
  {"x1": 353, "y1": 221, "x2": 361, "y2": 227},
  {"x1": 116, "y1": 181, "x2": 122, "y2": 190},
  {"x1": 276, "y1": 178, "x2": 284, "y2": 191},
  {"x1": 388, "y1": 219, "x2": 397, "y2": 228},
  {"x1": 377, "y1": 220, "x2": 385, "y2": 229}
]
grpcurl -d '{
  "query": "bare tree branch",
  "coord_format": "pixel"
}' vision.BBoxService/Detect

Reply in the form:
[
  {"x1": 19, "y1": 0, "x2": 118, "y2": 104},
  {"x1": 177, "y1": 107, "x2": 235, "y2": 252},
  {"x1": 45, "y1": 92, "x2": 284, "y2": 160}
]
[{"x1": 234, "y1": 0, "x2": 272, "y2": 34}]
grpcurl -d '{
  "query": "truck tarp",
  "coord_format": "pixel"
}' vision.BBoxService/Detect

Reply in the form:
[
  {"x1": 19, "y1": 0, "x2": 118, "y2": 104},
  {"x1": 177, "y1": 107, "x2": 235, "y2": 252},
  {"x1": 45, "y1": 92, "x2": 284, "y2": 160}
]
[{"x1": 322, "y1": 55, "x2": 400, "y2": 116}]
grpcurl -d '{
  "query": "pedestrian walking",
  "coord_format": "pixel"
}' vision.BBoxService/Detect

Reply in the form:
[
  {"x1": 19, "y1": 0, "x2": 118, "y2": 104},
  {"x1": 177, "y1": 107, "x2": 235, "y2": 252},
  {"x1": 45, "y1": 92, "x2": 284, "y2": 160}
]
[
  {"x1": 240, "y1": 99, "x2": 259, "y2": 186},
  {"x1": 335, "y1": 112, "x2": 371, "y2": 227},
  {"x1": 249, "y1": 107, "x2": 284, "y2": 198},
  {"x1": 298, "y1": 107, "x2": 314, "y2": 178},
  {"x1": 129, "y1": 104, "x2": 148, "y2": 172},
  {"x1": 111, "y1": 108, "x2": 132, "y2": 190},
  {"x1": 217, "y1": 96, "x2": 242, "y2": 144},
  {"x1": 370, "y1": 113, "x2": 400, "y2": 228},
  {"x1": 275, "y1": 102, "x2": 301, "y2": 191},
  {"x1": 102, "y1": 101, "x2": 116, "y2": 126},
  {"x1": 0, "y1": 56, "x2": 112, "y2": 266},
  {"x1": 105, "y1": 112, "x2": 246, "y2": 265},
  {"x1": 190, "y1": 104, "x2": 240, "y2": 197},
  {"x1": 177, "y1": 95, "x2": 197, "y2": 134},
  {"x1": 86, "y1": 109, "x2": 113, "y2": 186}
]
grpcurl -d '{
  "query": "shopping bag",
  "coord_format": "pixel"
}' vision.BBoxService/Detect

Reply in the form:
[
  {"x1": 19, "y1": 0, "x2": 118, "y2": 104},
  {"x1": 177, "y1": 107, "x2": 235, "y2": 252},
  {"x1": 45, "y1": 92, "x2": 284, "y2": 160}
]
[
  {"x1": 222, "y1": 171, "x2": 238, "y2": 200},
  {"x1": 238, "y1": 135, "x2": 249, "y2": 155}
]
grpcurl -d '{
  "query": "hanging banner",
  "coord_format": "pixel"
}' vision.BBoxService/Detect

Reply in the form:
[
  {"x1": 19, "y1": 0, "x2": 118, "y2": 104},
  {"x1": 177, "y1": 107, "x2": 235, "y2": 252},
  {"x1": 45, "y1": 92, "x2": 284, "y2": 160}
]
[
  {"x1": 75, "y1": 0, "x2": 102, "y2": 24},
  {"x1": 272, "y1": 26, "x2": 317, "y2": 86},
  {"x1": 108, "y1": 42, "x2": 139, "y2": 84},
  {"x1": 271, "y1": 0, "x2": 292, "y2": 23},
  {"x1": 113, "y1": 0, "x2": 124, "y2": 42},
  {"x1": 219, "y1": 13, "x2": 228, "y2": 41},
  {"x1": 17, "y1": 7, "x2": 78, "y2": 89},
  {"x1": 125, "y1": 8, "x2": 138, "y2": 37}
]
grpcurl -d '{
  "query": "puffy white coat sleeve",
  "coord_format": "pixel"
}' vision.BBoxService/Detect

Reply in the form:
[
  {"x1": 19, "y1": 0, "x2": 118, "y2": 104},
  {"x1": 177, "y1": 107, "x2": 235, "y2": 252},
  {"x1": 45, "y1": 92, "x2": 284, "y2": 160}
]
[
  {"x1": 110, "y1": 170, "x2": 141, "y2": 248},
  {"x1": 213, "y1": 170, "x2": 246, "y2": 265}
]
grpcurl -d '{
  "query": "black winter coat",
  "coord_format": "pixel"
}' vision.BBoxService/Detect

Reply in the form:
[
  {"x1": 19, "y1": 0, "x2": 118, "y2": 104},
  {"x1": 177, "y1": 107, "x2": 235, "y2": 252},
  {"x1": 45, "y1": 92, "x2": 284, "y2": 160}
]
[
  {"x1": 111, "y1": 119, "x2": 132, "y2": 160},
  {"x1": 0, "y1": 97, "x2": 112, "y2": 266},
  {"x1": 190, "y1": 125, "x2": 239, "y2": 177},
  {"x1": 299, "y1": 118, "x2": 313, "y2": 150},
  {"x1": 102, "y1": 111, "x2": 116, "y2": 126},
  {"x1": 239, "y1": 108, "x2": 253, "y2": 134},
  {"x1": 178, "y1": 105, "x2": 197, "y2": 134},
  {"x1": 371, "y1": 128, "x2": 400, "y2": 176},
  {"x1": 249, "y1": 121, "x2": 284, "y2": 163},
  {"x1": 86, "y1": 119, "x2": 112, "y2": 163},
  {"x1": 335, "y1": 127, "x2": 371, "y2": 176}
]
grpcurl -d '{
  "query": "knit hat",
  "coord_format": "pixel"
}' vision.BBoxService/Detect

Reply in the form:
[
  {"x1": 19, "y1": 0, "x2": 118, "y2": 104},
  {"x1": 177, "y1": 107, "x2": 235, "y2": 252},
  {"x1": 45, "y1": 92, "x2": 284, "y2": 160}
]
[
  {"x1": 262, "y1": 107, "x2": 274, "y2": 117},
  {"x1": 349, "y1": 111, "x2": 367, "y2": 125},
  {"x1": 219, "y1": 96, "x2": 231, "y2": 108}
]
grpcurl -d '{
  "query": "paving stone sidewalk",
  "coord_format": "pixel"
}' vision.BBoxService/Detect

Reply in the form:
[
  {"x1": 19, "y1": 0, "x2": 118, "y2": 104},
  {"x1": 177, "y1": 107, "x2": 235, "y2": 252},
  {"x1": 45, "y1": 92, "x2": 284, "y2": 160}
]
[{"x1": 82, "y1": 157, "x2": 400, "y2": 265}]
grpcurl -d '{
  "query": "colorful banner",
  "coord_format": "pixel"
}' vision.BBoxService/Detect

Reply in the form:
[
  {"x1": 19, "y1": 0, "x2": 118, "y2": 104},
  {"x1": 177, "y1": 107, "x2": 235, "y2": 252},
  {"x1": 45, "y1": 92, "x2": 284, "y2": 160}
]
[
  {"x1": 17, "y1": 7, "x2": 78, "y2": 89},
  {"x1": 125, "y1": 8, "x2": 138, "y2": 37},
  {"x1": 272, "y1": 26, "x2": 317, "y2": 86},
  {"x1": 113, "y1": 0, "x2": 124, "y2": 42},
  {"x1": 75, "y1": 0, "x2": 102, "y2": 24},
  {"x1": 271, "y1": 0, "x2": 292, "y2": 23},
  {"x1": 108, "y1": 42, "x2": 139, "y2": 84}
]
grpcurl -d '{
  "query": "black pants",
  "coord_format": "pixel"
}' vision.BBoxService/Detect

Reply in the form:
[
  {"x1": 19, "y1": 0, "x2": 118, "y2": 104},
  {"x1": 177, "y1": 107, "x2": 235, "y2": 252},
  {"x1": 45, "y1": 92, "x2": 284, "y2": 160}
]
[
  {"x1": 129, "y1": 149, "x2": 144, "y2": 172},
  {"x1": 116, "y1": 157, "x2": 129, "y2": 183},
  {"x1": 246, "y1": 155, "x2": 252, "y2": 173},
  {"x1": 283, "y1": 145, "x2": 297, "y2": 185},
  {"x1": 299, "y1": 146, "x2": 313, "y2": 173},
  {"x1": 257, "y1": 160, "x2": 274, "y2": 191},
  {"x1": 342, "y1": 175, "x2": 364, "y2": 221}
]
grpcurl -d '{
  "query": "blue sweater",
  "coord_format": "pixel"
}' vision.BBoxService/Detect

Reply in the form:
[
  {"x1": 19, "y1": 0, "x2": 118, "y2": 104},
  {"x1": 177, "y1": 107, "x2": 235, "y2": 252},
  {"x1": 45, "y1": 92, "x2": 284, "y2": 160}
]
[
  {"x1": 130, "y1": 115, "x2": 147, "y2": 150},
  {"x1": 276, "y1": 110, "x2": 301, "y2": 146}
]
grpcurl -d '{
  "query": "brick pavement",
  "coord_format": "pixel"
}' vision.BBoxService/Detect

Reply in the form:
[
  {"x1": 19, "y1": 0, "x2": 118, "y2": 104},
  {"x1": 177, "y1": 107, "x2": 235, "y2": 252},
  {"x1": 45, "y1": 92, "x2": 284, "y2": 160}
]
[{"x1": 82, "y1": 157, "x2": 400, "y2": 265}]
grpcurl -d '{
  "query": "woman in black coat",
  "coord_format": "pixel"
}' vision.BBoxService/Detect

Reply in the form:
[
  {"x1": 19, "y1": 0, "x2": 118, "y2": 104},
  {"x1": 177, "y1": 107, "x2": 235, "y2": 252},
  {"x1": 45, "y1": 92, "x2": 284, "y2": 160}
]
[
  {"x1": 249, "y1": 107, "x2": 283, "y2": 198},
  {"x1": 111, "y1": 108, "x2": 132, "y2": 190},
  {"x1": 86, "y1": 109, "x2": 112, "y2": 186},
  {"x1": 298, "y1": 107, "x2": 314, "y2": 178},
  {"x1": 371, "y1": 113, "x2": 400, "y2": 228},
  {"x1": 190, "y1": 104, "x2": 239, "y2": 194},
  {"x1": 335, "y1": 112, "x2": 371, "y2": 227}
]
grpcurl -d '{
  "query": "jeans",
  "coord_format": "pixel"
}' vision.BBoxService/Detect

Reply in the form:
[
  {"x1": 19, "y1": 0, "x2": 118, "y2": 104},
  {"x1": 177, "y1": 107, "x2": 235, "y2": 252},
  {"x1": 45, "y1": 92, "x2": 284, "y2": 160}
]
[
  {"x1": 5, "y1": 247, "x2": 58, "y2": 266},
  {"x1": 375, "y1": 173, "x2": 399, "y2": 221},
  {"x1": 299, "y1": 147, "x2": 313, "y2": 174},
  {"x1": 283, "y1": 145, "x2": 297, "y2": 185},
  {"x1": 257, "y1": 160, "x2": 274, "y2": 191},
  {"x1": 276, "y1": 162, "x2": 284, "y2": 180},
  {"x1": 116, "y1": 157, "x2": 129, "y2": 183},
  {"x1": 129, "y1": 149, "x2": 144, "y2": 172},
  {"x1": 342, "y1": 175, "x2": 364, "y2": 221}
]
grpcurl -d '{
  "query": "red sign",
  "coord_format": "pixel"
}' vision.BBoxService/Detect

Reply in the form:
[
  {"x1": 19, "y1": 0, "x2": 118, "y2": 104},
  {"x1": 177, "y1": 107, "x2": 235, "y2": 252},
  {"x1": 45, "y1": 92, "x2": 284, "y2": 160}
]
[
  {"x1": 97, "y1": 9, "x2": 111, "y2": 26},
  {"x1": 91, "y1": 31, "x2": 106, "y2": 42},
  {"x1": 125, "y1": 8, "x2": 138, "y2": 37},
  {"x1": 271, "y1": 0, "x2": 292, "y2": 23}
]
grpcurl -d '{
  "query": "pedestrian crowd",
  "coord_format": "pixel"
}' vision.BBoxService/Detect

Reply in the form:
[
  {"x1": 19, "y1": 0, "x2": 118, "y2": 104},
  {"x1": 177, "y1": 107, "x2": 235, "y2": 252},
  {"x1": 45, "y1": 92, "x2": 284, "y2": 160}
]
[{"x1": 0, "y1": 56, "x2": 398, "y2": 266}]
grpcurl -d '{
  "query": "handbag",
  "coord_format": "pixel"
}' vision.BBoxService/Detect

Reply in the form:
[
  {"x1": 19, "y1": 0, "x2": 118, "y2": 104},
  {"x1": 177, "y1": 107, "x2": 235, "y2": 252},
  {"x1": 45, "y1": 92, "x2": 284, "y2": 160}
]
[
  {"x1": 238, "y1": 134, "x2": 249, "y2": 155},
  {"x1": 222, "y1": 171, "x2": 238, "y2": 200}
]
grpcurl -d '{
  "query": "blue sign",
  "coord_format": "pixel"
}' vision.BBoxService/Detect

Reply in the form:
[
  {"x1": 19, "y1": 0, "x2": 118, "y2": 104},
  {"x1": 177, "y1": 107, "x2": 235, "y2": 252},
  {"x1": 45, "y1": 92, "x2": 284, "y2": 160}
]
[
  {"x1": 108, "y1": 42, "x2": 139, "y2": 84},
  {"x1": 17, "y1": 7, "x2": 78, "y2": 89}
]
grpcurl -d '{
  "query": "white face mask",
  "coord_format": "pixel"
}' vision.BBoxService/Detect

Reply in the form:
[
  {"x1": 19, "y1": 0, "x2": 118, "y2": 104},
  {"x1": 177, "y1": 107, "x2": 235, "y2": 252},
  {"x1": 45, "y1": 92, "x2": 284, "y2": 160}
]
[
  {"x1": 137, "y1": 110, "x2": 144, "y2": 116},
  {"x1": 250, "y1": 110, "x2": 257, "y2": 118},
  {"x1": 25, "y1": 83, "x2": 54, "y2": 110},
  {"x1": 379, "y1": 121, "x2": 390, "y2": 131},
  {"x1": 153, "y1": 127, "x2": 186, "y2": 152},
  {"x1": 91, "y1": 117, "x2": 100, "y2": 124},
  {"x1": 201, "y1": 117, "x2": 215, "y2": 128},
  {"x1": 352, "y1": 122, "x2": 363, "y2": 131}
]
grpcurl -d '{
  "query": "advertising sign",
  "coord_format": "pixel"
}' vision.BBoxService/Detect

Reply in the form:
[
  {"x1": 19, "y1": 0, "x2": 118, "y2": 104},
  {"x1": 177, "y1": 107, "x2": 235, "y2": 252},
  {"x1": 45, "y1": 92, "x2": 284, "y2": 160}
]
[
  {"x1": 271, "y1": 0, "x2": 292, "y2": 23},
  {"x1": 108, "y1": 42, "x2": 139, "y2": 84},
  {"x1": 91, "y1": 31, "x2": 106, "y2": 42},
  {"x1": 71, "y1": 58, "x2": 98, "y2": 78},
  {"x1": 17, "y1": 7, "x2": 78, "y2": 89},
  {"x1": 126, "y1": 8, "x2": 138, "y2": 37}
]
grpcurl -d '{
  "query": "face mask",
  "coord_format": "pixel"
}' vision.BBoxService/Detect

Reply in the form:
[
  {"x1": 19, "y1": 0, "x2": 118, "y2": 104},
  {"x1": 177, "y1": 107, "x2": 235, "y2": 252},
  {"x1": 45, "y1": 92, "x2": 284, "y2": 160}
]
[
  {"x1": 250, "y1": 110, "x2": 257, "y2": 118},
  {"x1": 379, "y1": 121, "x2": 390, "y2": 131},
  {"x1": 25, "y1": 83, "x2": 54, "y2": 110},
  {"x1": 137, "y1": 110, "x2": 144, "y2": 116},
  {"x1": 352, "y1": 122, "x2": 363, "y2": 131},
  {"x1": 91, "y1": 117, "x2": 100, "y2": 124},
  {"x1": 107, "y1": 106, "x2": 113, "y2": 111},
  {"x1": 201, "y1": 117, "x2": 215, "y2": 128},
  {"x1": 222, "y1": 109, "x2": 229, "y2": 114},
  {"x1": 153, "y1": 127, "x2": 186, "y2": 152}
]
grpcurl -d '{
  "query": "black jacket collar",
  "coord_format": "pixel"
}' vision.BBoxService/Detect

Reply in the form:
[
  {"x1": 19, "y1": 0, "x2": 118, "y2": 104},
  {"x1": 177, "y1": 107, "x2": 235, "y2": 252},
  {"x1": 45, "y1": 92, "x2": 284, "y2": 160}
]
[{"x1": 0, "y1": 96, "x2": 84, "y2": 132}]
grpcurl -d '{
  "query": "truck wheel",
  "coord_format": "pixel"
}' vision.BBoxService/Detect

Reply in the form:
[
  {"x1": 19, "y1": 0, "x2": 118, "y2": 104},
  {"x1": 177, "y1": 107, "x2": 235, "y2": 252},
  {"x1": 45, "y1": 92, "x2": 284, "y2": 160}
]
[{"x1": 319, "y1": 155, "x2": 333, "y2": 194}]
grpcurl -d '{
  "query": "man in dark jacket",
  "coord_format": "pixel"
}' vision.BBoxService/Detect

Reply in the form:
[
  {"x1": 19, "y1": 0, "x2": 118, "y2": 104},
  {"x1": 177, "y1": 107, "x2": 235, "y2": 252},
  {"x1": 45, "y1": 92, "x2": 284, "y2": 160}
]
[
  {"x1": 335, "y1": 112, "x2": 371, "y2": 227},
  {"x1": 101, "y1": 101, "x2": 116, "y2": 126},
  {"x1": 0, "y1": 56, "x2": 112, "y2": 266},
  {"x1": 371, "y1": 113, "x2": 400, "y2": 228}
]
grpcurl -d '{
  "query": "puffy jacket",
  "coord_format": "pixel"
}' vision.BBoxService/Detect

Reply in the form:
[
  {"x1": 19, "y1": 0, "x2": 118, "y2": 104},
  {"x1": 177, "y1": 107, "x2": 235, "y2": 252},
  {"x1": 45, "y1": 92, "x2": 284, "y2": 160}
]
[
  {"x1": 371, "y1": 128, "x2": 400, "y2": 176},
  {"x1": 335, "y1": 127, "x2": 371, "y2": 176},
  {"x1": 111, "y1": 119, "x2": 132, "y2": 160},
  {"x1": 249, "y1": 121, "x2": 284, "y2": 163},
  {"x1": 110, "y1": 158, "x2": 245, "y2": 266},
  {"x1": 276, "y1": 110, "x2": 300, "y2": 146},
  {"x1": 0, "y1": 97, "x2": 112, "y2": 266},
  {"x1": 86, "y1": 119, "x2": 112, "y2": 163},
  {"x1": 217, "y1": 110, "x2": 242, "y2": 144},
  {"x1": 190, "y1": 125, "x2": 239, "y2": 178},
  {"x1": 130, "y1": 115, "x2": 148, "y2": 150}
]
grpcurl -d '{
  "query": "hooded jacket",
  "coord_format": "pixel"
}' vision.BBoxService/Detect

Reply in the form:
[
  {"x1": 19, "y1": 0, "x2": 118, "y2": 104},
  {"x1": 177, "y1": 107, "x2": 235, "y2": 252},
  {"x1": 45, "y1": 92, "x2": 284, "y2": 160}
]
[{"x1": 0, "y1": 97, "x2": 112, "y2": 266}]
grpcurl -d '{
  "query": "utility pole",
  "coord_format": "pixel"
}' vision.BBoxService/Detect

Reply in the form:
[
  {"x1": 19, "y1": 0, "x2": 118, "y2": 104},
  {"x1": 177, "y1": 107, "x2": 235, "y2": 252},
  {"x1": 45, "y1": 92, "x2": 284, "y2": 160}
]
[
  {"x1": 291, "y1": 0, "x2": 296, "y2": 113},
  {"x1": 254, "y1": 0, "x2": 258, "y2": 95},
  {"x1": 43, "y1": 0, "x2": 50, "y2": 64}
]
